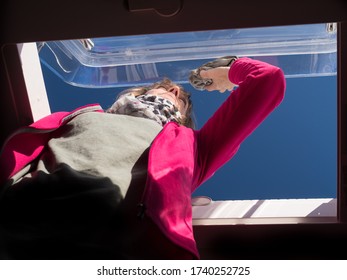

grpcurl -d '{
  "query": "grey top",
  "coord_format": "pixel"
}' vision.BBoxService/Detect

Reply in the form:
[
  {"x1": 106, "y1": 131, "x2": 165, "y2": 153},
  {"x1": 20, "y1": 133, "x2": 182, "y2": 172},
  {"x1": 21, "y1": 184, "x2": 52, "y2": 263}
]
[
  {"x1": 1, "y1": 112, "x2": 164, "y2": 258},
  {"x1": 13, "y1": 112, "x2": 162, "y2": 198}
]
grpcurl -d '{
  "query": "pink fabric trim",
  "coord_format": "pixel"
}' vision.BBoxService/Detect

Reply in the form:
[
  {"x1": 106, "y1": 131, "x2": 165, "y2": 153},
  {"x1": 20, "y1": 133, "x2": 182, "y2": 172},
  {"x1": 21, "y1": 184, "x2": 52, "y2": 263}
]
[
  {"x1": 145, "y1": 122, "x2": 198, "y2": 258},
  {"x1": 0, "y1": 104, "x2": 103, "y2": 183}
]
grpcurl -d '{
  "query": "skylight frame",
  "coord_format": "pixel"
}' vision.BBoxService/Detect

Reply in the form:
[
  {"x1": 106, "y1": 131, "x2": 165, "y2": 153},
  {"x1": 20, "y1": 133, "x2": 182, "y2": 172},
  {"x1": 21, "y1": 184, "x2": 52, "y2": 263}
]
[{"x1": 1, "y1": 0, "x2": 346, "y2": 259}]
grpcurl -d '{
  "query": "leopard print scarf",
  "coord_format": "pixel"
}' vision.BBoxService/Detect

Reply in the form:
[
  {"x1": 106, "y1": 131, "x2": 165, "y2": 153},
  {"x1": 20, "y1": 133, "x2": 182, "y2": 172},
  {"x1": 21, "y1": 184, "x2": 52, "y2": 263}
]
[{"x1": 106, "y1": 94, "x2": 182, "y2": 126}]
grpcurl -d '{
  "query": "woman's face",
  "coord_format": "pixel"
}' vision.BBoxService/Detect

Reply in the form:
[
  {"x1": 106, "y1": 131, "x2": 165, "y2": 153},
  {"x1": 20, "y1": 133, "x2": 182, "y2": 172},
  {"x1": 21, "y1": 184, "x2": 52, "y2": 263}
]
[{"x1": 145, "y1": 86, "x2": 188, "y2": 116}]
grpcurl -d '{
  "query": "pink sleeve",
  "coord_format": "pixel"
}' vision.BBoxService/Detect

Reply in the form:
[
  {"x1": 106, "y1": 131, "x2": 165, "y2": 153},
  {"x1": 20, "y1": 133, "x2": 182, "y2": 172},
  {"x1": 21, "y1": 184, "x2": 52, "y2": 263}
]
[{"x1": 193, "y1": 57, "x2": 286, "y2": 190}]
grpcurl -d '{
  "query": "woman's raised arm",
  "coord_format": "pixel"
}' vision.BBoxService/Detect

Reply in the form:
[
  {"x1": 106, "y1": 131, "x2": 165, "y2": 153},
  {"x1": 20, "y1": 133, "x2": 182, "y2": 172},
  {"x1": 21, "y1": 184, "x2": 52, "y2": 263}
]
[{"x1": 193, "y1": 57, "x2": 286, "y2": 190}]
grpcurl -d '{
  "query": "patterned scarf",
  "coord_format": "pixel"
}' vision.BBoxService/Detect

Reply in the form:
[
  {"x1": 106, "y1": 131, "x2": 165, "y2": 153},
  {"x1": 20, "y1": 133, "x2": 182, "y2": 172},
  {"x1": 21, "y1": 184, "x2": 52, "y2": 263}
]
[{"x1": 107, "y1": 94, "x2": 182, "y2": 126}]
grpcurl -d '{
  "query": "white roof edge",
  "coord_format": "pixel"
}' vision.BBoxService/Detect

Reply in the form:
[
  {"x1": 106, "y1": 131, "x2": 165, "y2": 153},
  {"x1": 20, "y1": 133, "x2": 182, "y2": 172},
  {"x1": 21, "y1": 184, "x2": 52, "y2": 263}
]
[
  {"x1": 192, "y1": 198, "x2": 337, "y2": 221},
  {"x1": 18, "y1": 43, "x2": 51, "y2": 121}
]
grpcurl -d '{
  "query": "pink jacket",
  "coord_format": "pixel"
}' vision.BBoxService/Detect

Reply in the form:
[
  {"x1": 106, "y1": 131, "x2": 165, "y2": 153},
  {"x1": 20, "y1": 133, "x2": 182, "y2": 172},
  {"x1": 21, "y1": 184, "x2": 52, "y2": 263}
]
[{"x1": 0, "y1": 58, "x2": 286, "y2": 259}]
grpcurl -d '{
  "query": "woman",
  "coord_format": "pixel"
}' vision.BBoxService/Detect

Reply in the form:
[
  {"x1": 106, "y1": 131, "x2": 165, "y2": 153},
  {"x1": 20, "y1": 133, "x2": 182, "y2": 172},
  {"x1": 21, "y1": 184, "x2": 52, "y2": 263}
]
[{"x1": 0, "y1": 56, "x2": 285, "y2": 259}]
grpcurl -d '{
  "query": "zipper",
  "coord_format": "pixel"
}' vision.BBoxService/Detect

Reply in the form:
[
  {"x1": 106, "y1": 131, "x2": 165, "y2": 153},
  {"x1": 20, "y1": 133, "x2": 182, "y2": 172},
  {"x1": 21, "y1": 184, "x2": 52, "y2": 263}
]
[{"x1": 136, "y1": 203, "x2": 147, "y2": 220}]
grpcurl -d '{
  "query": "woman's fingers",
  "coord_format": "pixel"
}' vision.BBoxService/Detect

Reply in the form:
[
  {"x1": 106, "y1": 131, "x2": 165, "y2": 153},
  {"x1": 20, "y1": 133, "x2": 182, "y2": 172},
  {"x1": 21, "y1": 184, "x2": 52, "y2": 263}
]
[{"x1": 200, "y1": 68, "x2": 234, "y2": 93}]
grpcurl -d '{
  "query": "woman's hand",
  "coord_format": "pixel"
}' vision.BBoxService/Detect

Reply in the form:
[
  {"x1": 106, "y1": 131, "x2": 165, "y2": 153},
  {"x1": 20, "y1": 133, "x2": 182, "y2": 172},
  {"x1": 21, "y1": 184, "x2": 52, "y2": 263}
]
[{"x1": 199, "y1": 67, "x2": 237, "y2": 93}]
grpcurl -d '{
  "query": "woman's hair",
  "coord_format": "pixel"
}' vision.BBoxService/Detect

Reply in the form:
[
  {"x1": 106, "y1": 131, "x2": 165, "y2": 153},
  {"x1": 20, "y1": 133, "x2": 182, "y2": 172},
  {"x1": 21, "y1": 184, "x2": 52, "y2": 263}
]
[{"x1": 107, "y1": 78, "x2": 195, "y2": 129}]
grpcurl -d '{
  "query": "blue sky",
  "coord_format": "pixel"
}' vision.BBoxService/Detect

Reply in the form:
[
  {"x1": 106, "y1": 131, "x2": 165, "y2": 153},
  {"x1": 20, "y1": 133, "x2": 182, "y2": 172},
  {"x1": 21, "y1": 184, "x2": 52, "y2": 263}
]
[
  {"x1": 191, "y1": 74, "x2": 337, "y2": 200},
  {"x1": 40, "y1": 58, "x2": 337, "y2": 201}
]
